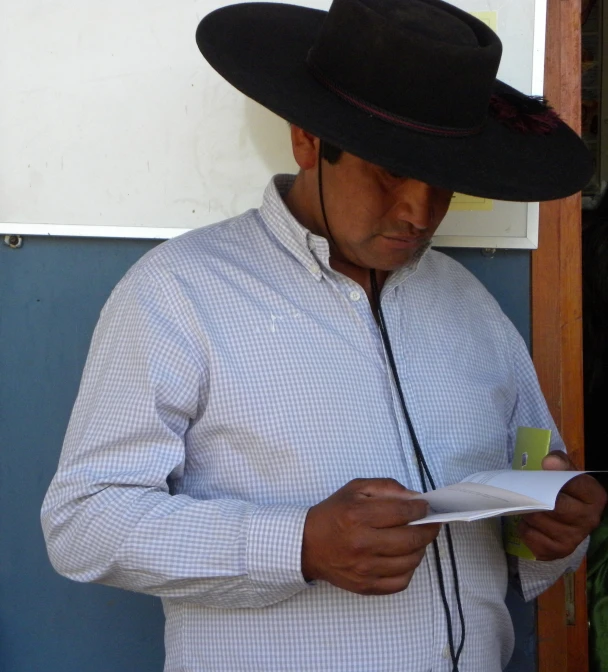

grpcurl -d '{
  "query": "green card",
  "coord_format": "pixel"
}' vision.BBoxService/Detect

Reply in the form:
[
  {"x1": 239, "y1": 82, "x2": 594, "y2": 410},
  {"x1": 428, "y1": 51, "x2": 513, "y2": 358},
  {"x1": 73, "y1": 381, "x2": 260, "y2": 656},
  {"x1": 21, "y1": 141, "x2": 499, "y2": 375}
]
[
  {"x1": 504, "y1": 426, "x2": 552, "y2": 560},
  {"x1": 512, "y1": 426, "x2": 552, "y2": 471}
]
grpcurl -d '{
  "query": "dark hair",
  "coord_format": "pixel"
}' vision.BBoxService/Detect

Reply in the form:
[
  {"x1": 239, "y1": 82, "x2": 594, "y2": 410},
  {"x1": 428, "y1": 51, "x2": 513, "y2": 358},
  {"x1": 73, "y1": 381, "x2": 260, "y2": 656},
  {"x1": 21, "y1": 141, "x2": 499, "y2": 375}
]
[
  {"x1": 287, "y1": 123, "x2": 343, "y2": 164},
  {"x1": 320, "y1": 140, "x2": 343, "y2": 164}
]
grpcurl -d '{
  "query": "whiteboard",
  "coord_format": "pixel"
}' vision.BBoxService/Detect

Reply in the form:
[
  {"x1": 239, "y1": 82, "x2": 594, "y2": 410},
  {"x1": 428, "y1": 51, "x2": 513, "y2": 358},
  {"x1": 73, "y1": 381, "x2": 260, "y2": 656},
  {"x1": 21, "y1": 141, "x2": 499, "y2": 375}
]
[{"x1": 0, "y1": 0, "x2": 546, "y2": 248}]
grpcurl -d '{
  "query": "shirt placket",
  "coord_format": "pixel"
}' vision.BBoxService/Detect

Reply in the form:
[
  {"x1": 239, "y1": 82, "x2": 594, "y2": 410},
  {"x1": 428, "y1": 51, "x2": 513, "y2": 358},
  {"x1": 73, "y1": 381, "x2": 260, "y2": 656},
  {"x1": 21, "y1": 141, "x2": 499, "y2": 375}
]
[
  {"x1": 373, "y1": 281, "x2": 426, "y2": 491},
  {"x1": 322, "y1": 272, "x2": 460, "y2": 669},
  {"x1": 319, "y1": 269, "x2": 387, "y2": 362},
  {"x1": 378, "y1": 281, "x2": 463, "y2": 672}
]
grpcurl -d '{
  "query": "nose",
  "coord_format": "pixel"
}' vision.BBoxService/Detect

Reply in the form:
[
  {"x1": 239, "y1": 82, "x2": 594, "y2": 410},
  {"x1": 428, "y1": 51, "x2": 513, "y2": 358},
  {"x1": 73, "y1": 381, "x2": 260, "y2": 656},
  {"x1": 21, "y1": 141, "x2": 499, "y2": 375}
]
[{"x1": 390, "y1": 178, "x2": 436, "y2": 231}]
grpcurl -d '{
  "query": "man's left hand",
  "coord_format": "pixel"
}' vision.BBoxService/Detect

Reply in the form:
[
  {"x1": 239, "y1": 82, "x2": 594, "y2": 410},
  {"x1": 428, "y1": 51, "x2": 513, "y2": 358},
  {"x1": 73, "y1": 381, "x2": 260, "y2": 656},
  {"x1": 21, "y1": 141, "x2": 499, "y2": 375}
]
[{"x1": 517, "y1": 451, "x2": 607, "y2": 561}]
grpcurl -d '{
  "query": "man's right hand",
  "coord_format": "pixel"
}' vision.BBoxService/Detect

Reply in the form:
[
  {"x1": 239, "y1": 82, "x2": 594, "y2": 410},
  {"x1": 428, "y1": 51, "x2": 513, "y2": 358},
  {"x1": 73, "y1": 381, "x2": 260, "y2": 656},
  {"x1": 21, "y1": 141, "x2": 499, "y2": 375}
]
[{"x1": 301, "y1": 478, "x2": 440, "y2": 595}]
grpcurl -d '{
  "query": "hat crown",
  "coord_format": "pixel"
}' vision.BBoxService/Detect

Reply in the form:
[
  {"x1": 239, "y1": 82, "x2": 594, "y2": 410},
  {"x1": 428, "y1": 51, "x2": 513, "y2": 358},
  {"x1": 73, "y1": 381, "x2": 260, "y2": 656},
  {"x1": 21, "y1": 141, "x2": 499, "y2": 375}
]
[
  {"x1": 307, "y1": 0, "x2": 503, "y2": 133},
  {"x1": 365, "y1": 0, "x2": 477, "y2": 46},
  {"x1": 196, "y1": 0, "x2": 593, "y2": 200}
]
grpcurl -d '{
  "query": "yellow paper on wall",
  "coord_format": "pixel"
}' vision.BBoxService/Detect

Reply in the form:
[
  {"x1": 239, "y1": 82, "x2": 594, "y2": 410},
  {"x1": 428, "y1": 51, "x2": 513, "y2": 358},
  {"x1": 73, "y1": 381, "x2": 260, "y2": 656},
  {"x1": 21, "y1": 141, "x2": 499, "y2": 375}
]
[
  {"x1": 449, "y1": 193, "x2": 494, "y2": 211},
  {"x1": 470, "y1": 11, "x2": 498, "y2": 31}
]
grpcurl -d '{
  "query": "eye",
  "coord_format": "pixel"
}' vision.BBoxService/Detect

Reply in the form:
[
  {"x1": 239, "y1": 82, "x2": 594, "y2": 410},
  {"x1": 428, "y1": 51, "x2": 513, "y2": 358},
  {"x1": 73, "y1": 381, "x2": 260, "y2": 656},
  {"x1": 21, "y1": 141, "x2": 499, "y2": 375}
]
[{"x1": 386, "y1": 169, "x2": 407, "y2": 180}]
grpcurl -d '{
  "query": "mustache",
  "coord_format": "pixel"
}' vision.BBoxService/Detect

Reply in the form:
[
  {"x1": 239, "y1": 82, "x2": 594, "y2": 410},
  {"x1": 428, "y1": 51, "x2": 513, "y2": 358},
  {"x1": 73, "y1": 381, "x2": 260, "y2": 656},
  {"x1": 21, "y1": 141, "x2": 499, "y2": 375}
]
[
  {"x1": 380, "y1": 217, "x2": 435, "y2": 240},
  {"x1": 382, "y1": 231, "x2": 431, "y2": 241}
]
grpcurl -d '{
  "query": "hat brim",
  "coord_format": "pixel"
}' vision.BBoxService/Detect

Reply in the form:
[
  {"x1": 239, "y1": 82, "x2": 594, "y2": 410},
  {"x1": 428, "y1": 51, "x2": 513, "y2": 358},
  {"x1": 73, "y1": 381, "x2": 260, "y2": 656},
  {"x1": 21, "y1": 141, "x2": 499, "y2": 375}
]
[{"x1": 197, "y1": 2, "x2": 592, "y2": 202}]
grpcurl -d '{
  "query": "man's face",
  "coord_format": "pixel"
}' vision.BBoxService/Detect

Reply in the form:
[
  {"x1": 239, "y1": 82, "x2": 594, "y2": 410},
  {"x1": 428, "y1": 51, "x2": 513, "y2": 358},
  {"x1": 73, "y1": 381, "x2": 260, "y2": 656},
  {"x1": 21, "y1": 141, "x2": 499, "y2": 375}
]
[{"x1": 317, "y1": 151, "x2": 454, "y2": 271}]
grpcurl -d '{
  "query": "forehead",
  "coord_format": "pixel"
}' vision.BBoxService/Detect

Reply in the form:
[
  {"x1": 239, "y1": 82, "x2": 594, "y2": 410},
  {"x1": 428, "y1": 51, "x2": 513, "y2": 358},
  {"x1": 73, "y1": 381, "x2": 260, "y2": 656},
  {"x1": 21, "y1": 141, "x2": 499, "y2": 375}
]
[{"x1": 338, "y1": 151, "x2": 446, "y2": 189}]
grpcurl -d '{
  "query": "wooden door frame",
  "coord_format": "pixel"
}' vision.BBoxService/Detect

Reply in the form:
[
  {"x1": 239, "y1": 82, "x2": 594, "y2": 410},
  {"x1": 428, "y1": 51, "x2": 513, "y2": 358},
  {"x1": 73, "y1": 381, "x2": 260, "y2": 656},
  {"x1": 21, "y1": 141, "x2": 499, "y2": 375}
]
[{"x1": 534, "y1": 0, "x2": 587, "y2": 670}]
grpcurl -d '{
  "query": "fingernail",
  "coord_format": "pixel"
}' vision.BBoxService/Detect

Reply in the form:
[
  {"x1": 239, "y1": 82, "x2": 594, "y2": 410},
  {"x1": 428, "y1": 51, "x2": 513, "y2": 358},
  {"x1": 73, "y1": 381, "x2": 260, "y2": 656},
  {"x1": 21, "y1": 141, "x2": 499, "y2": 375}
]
[{"x1": 542, "y1": 454, "x2": 568, "y2": 469}]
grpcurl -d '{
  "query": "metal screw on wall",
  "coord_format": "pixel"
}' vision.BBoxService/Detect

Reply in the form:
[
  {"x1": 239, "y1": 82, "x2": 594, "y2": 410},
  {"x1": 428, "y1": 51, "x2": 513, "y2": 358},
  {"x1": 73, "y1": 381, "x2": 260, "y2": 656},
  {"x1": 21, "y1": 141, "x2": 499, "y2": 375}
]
[{"x1": 3, "y1": 235, "x2": 23, "y2": 249}]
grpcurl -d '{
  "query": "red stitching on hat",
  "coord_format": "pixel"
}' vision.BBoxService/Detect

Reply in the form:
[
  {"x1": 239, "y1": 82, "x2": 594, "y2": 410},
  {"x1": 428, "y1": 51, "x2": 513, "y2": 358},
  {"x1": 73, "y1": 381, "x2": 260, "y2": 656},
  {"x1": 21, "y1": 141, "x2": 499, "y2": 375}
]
[{"x1": 308, "y1": 62, "x2": 483, "y2": 138}]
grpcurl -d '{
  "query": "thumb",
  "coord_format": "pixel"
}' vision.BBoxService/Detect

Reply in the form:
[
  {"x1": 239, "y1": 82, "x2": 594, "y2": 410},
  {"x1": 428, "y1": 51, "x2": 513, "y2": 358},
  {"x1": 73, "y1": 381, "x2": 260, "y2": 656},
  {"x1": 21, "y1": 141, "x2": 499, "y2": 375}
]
[
  {"x1": 351, "y1": 478, "x2": 420, "y2": 499},
  {"x1": 541, "y1": 450, "x2": 574, "y2": 471}
]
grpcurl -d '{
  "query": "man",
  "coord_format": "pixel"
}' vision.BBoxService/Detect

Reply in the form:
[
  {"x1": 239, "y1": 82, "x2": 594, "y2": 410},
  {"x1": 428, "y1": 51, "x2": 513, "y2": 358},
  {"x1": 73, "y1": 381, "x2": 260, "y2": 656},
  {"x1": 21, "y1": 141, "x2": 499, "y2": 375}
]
[{"x1": 42, "y1": 0, "x2": 606, "y2": 670}]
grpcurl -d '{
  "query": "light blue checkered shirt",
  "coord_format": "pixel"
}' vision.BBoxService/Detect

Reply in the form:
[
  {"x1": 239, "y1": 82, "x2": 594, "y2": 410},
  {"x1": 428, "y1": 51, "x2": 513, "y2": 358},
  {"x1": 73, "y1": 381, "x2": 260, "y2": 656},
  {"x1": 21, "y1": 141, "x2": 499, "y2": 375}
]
[{"x1": 42, "y1": 175, "x2": 584, "y2": 671}]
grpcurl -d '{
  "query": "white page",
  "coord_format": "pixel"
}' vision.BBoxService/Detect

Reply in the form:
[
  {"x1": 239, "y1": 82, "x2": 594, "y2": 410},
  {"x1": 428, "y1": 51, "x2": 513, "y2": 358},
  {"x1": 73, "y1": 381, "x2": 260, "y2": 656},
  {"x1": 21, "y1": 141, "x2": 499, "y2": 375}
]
[
  {"x1": 409, "y1": 504, "x2": 548, "y2": 525},
  {"x1": 459, "y1": 469, "x2": 586, "y2": 506},
  {"x1": 408, "y1": 470, "x2": 587, "y2": 525}
]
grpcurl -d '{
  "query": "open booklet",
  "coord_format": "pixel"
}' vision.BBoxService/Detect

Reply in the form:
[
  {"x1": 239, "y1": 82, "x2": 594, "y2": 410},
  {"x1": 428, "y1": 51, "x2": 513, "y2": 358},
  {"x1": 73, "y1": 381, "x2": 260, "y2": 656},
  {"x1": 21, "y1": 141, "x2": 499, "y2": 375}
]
[{"x1": 408, "y1": 469, "x2": 589, "y2": 525}]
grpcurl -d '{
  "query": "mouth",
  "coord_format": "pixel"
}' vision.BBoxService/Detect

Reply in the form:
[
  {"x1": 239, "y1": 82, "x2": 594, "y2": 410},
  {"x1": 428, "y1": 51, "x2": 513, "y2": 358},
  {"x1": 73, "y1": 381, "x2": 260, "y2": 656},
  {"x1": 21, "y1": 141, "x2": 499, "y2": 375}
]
[{"x1": 380, "y1": 235, "x2": 429, "y2": 250}]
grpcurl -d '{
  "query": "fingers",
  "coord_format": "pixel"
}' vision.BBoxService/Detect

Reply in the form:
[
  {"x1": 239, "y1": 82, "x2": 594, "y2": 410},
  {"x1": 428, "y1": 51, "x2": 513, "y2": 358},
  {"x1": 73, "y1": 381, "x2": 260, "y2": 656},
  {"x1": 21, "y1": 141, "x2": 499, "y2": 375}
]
[
  {"x1": 335, "y1": 548, "x2": 428, "y2": 595},
  {"x1": 541, "y1": 449, "x2": 606, "y2": 508},
  {"x1": 547, "y1": 489, "x2": 598, "y2": 525},
  {"x1": 522, "y1": 492, "x2": 599, "y2": 536},
  {"x1": 518, "y1": 474, "x2": 607, "y2": 560},
  {"x1": 541, "y1": 450, "x2": 574, "y2": 471},
  {"x1": 343, "y1": 525, "x2": 440, "y2": 594},
  {"x1": 335, "y1": 478, "x2": 429, "y2": 528},
  {"x1": 345, "y1": 478, "x2": 440, "y2": 530},
  {"x1": 350, "y1": 495, "x2": 430, "y2": 528},
  {"x1": 559, "y1": 474, "x2": 607, "y2": 507},
  {"x1": 517, "y1": 522, "x2": 574, "y2": 561},
  {"x1": 350, "y1": 548, "x2": 427, "y2": 579},
  {"x1": 518, "y1": 513, "x2": 588, "y2": 561},
  {"x1": 519, "y1": 511, "x2": 582, "y2": 546},
  {"x1": 301, "y1": 478, "x2": 442, "y2": 594},
  {"x1": 350, "y1": 477, "x2": 418, "y2": 499},
  {"x1": 370, "y1": 523, "x2": 441, "y2": 557},
  {"x1": 345, "y1": 570, "x2": 418, "y2": 596},
  {"x1": 344, "y1": 524, "x2": 439, "y2": 569}
]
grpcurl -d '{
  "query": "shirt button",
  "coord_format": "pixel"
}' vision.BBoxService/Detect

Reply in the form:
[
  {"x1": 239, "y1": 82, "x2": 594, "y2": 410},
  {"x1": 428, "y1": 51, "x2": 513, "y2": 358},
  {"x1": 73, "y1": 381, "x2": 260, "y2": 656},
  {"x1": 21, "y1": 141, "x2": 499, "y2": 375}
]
[
  {"x1": 349, "y1": 290, "x2": 361, "y2": 302},
  {"x1": 442, "y1": 645, "x2": 451, "y2": 659}
]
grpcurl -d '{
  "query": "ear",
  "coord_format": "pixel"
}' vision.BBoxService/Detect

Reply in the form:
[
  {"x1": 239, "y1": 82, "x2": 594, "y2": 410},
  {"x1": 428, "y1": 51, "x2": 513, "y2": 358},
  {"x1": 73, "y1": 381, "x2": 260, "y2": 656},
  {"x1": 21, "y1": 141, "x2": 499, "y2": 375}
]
[{"x1": 290, "y1": 125, "x2": 319, "y2": 171}]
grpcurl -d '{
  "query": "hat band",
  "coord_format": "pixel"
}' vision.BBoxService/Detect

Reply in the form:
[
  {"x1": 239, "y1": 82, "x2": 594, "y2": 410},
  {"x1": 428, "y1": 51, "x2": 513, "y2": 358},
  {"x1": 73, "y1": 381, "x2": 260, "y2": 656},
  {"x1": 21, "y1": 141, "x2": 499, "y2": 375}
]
[{"x1": 307, "y1": 59, "x2": 484, "y2": 138}]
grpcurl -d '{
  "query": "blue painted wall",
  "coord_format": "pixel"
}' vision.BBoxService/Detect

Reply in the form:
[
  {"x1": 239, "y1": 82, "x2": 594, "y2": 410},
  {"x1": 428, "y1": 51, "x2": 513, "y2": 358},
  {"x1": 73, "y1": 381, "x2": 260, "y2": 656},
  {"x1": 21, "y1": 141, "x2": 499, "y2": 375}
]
[{"x1": 0, "y1": 238, "x2": 533, "y2": 672}]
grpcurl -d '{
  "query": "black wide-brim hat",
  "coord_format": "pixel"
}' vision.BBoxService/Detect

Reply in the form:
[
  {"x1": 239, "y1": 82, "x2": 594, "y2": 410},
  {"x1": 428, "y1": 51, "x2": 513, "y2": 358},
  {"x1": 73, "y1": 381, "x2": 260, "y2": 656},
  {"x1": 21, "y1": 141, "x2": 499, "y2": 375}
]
[{"x1": 196, "y1": 0, "x2": 592, "y2": 202}]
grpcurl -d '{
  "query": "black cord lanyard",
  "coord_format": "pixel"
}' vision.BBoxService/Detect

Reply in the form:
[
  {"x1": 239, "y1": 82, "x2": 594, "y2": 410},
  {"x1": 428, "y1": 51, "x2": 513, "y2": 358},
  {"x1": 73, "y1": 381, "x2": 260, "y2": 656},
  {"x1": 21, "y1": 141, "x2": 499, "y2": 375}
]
[
  {"x1": 316, "y1": 140, "x2": 466, "y2": 670},
  {"x1": 370, "y1": 270, "x2": 466, "y2": 671}
]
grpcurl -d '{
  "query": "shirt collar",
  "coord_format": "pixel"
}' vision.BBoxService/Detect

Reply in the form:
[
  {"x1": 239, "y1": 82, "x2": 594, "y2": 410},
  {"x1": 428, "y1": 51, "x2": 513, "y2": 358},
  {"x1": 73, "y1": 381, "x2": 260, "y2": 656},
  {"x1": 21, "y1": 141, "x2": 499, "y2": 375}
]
[
  {"x1": 258, "y1": 174, "x2": 429, "y2": 287},
  {"x1": 258, "y1": 175, "x2": 325, "y2": 281}
]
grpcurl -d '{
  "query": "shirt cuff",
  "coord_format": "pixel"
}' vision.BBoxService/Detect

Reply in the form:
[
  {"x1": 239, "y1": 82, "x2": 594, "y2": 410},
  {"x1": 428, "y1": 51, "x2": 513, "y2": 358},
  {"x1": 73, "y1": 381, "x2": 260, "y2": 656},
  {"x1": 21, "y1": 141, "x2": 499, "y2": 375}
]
[
  {"x1": 246, "y1": 503, "x2": 312, "y2": 606},
  {"x1": 517, "y1": 536, "x2": 589, "y2": 602}
]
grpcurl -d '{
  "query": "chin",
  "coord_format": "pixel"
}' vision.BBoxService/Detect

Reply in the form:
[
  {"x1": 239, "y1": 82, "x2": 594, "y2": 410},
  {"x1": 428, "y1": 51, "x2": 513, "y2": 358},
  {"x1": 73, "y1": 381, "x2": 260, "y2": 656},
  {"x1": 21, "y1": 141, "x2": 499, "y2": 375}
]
[{"x1": 381, "y1": 246, "x2": 430, "y2": 270}]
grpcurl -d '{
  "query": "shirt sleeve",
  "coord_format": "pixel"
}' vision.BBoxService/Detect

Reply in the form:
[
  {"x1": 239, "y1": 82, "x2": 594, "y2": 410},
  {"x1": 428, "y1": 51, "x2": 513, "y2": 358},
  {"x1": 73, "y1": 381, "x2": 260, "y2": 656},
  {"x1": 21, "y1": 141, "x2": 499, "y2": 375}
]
[
  {"x1": 516, "y1": 540, "x2": 589, "y2": 602},
  {"x1": 502, "y1": 314, "x2": 587, "y2": 601},
  {"x1": 41, "y1": 265, "x2": 310, "y2": 608}
]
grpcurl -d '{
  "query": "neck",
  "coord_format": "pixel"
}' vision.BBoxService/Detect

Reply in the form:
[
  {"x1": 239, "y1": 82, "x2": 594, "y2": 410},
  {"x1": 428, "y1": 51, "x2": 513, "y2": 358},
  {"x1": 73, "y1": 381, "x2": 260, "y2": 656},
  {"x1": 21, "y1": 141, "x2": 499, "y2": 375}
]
[{"x1": 285, "y1": 174, "x2": 390, "y2": 300}]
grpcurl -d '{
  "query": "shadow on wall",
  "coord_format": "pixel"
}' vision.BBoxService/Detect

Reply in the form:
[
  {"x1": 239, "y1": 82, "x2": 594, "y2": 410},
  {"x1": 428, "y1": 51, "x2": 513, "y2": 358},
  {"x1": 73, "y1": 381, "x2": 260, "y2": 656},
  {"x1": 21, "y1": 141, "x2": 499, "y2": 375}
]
[
  {"x1": 583, "y1": 194, "x2": 608, "y2": 672},
  {"x1": 244, "y1": 98, "x2": 298, "y2": 174}
]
